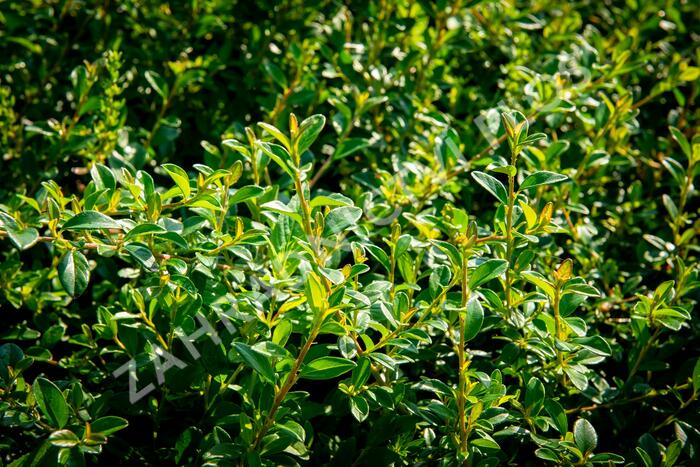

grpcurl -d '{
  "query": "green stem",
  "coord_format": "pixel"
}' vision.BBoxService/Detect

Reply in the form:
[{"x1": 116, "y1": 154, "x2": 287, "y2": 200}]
[
  {"x1": 250, "y1": 315, "x2": 324, "y2": 450},
  {"x1": 457, "y1": 245, "x2": 471, "y2": 456},
  {"x1": 504, "y1": 153, "x2": 517, "y2": 314},
  {"x1": 627, "y1": 327, "x2": 662, "y2": 382},
  {"x1": 553, "y1": 286, "x2": 564, "y2": 371}
]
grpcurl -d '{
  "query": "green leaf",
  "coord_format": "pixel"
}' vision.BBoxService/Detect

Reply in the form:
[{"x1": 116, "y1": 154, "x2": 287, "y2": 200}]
[
  {"x1": 535, "y1": 448, "x2": 560, "y2": 462},
  {"x1": 300, "y1": 356, "x2": 356, "y2": 380},
  {"x1": 661, "y1": 158, "x2": 686, "y2": 187},
  {"x1": 524, "y1": 377, "x2": 545, "y2": 414},
  {"x1": 145, "y1": 70, "x2": 169, "y2": 100},
  {"x1": 258, "y1": 122, "x2": 291, "y2": 149},
  {"x1": 662, "y1": 194, "x2": 678, "y2": 218},
  {"x1": 471, "y1": 438, "x2": 501, "y2": 451},
  {"x1": 653, "y1": 307, "x2": 689, "y2": 331},
  {"x1": 543, "y1": 399, "x2": 567, "y2": 435},
  {"x1": 463, "y1": 297, "x2": 484, "y2": 342},
  {"x1": 263, "y1": 60, "x2": 287, "y2": 88},
  {"x1": 304, "y1": 271, "x2": 326, "y2": 315},
  {"x1": 471, "y1": 171, "x2": 508, "y2": 204},
  {"x1": 574, "y1": 418, "x2": 597, "y2": 453},
  {"x1": 324, "y1": 206, "x2": 362, "y2": 235},
  {"x1": 590, "y1": 453, "x2": 625, "y2": 464},
  {"x1": 257, "y1": 141, "x2": 294, "y2": 176},
  {"x1": 351, "y1": 356, "x2": 372, "y2": 388},
  {"x1": 90, "y1": 163, "x2": 116, "y2": 191},
  {"x1": 431, "y1": 240, "x2": 462, "y2": 269},
  {"x1": 0, "y1": 215, "x2": 39, "y2": 249},
  {"x1": 364, "y1": 244, "x2": 391, "y2": 273},
  {"x1": 161, "y1": 164, "x2": 191, "y2": 199},
  {"x1": 232, "y1": 342, "x2": 275, "y2": 384},
  {"x1": 62, "y1": 211, "x2": 122, "y2": 231},
  {"x1": 296, "y1": 114, "x2": 326, "y2": 154},
  {"x1": 350, "y1": 395, "x2": 369, "y2": 422},
  {"x1": 519, "y1": 171, "x2": 568, "y2": 190},
  {"x1": 669, "y1": 126, "x2": 691, "y2": 158},
  {"x1": 33, "y1": 377, "x2": 69, "y2": 428},
  {"x1": 123, "y1": 223, "x2": 167, "y2": 242},
  {"x1": 49, "y1": 430, "x2": 80, "y2": 447},
  {"x1": 310, "y1": 193, "x2": 353, "y2": 209},
  {"x1": 653, "y1": 280, "x2": 675, "y2": 303},
  {"x1": 222, "y1": 138, "x2": 251, "y2": 158},
  {"x1": 562, "y1": 282, "x2": 601, "y2": 298},
  {"x1": 91, "y1": 416, "x2": 129, "y2": 435},
  {"x1": 58, "y1": 250, "x2": 90, "y2": 297},
  {"x1": 490, "y1": 164, "x2": 516, "y2": 177},
  {"x1": 521, "y1": 271, "x2": 555, "y2": 299},
  {"x1": 692, "y1": 358, "x2": 700, "y2": 394},
  {"x1": 679, "y1": 66, "x2": 700, "y2": 82},
  {"x1": 469, "y1": 259, "x2": 508, "y2": 289},
  {"x1": 261, "y1": 200, "x2": 303, "y2": 226},
  {"x1": 124, "y1": 243, "x2": 158, "y2": 271},
  {"x1": 229, "y1": 185, "x2": 264, "y2": 205},
  {"x1": 565, "y1": 367, "x2": 589, "y2": 391}
]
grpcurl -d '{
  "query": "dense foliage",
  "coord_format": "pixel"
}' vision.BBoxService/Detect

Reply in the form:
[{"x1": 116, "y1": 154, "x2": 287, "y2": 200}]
[{"x1": 1, "y1": 1, "x2": 699, "y2": 465}]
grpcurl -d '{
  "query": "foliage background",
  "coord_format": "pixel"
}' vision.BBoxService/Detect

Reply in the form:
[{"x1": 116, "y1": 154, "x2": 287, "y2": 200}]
[{"x1": 1, "y1": 0, "x2": 699, "y2": 465}]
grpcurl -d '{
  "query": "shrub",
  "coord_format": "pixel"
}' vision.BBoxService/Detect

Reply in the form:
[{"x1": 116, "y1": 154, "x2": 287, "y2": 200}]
[{"x1": 1, "y1": 1, "x2": 699, "y2": 466}]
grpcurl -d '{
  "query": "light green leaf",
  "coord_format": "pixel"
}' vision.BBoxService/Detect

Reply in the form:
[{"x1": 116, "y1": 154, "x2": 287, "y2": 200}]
[
  {"x1": 161, "y1": 163, "x2": 191, "y2": 199},
  {"x1": 324, "y1": 206, "x2": 362, "y2": 235},
  {"x1": 49, "y1": 430, "x2": 80, "y2": 448},
  {"x1": 521, "y1": 271, "x2": 555, "y2": 299},
  {"x1": 304, "y1": 272, "x2": 326, "y2": 315},
  {"x1": 258, "y1": 122, "x2": 291, "y2": 149},
  {"x1": 520, "y1": 171, "x2": 568, "y2": 190},
  {"x1": 490, "y1": 165, "x2": 516, "y2": 177},
  {"x1": 90, "y1": 416, "x2": 129, "y2": 435},
  {"x1": 124, "y1": 223, "x2": 167, "y2": 242},
  {"x1": 310, "y1": 193, "x2": 353, "y2": 209},
  {"x1": 562, "y1": 282, "x2": 601, "y2": 298},
  {"x1": 679, "y1": 66, "x2": 700, "y2": 82},
  {"x1": 296, "y1": 114, "x2": 326, "y2": 155},
  {"x1": 261, "y1": 200, "x2": 302, "y2": 226},
  {"x1": 62, "y1": 211, "x2": 122, "y2": 231}
]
